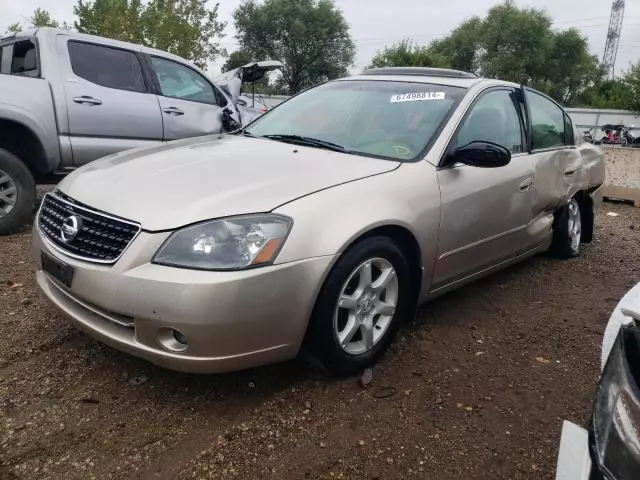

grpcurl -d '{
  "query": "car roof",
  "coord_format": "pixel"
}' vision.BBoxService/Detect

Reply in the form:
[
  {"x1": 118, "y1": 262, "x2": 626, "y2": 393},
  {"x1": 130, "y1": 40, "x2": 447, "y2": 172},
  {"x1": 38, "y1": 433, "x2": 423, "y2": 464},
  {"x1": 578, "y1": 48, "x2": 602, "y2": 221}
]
[
  {"x1": 341, "y1": 68, "x2": 518, "y2": 90},
  {"x1": 4, "y1": 27, "x2": 199, "y2": 68}
]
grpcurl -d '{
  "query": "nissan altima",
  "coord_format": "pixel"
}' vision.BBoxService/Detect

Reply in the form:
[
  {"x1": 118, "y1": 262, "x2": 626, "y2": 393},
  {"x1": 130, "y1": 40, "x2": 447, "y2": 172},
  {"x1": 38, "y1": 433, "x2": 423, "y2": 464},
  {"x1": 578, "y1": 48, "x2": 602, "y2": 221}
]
[{"x1": 32, "y1": 67, "x2": 605, "y2": 375}]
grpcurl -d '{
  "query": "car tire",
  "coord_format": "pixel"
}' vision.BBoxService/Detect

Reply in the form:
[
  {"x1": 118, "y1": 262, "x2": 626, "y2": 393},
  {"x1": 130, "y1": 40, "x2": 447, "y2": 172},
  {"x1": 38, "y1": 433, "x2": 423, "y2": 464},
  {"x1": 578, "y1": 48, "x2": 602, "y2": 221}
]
[
  {"x1": 0, "y1": 148, "x2": 36, "y2": 236},
  {"x1": 549, "y1": 197, "x2": 582, "y2": 259},
  {"x1": 304, "y1": 236, "x2": 412, "y2": 376}
]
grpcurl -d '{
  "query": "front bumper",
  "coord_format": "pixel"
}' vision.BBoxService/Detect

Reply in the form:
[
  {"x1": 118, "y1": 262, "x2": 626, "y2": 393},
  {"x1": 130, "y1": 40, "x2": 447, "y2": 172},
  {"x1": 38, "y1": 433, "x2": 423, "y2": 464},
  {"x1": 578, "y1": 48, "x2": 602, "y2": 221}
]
[{"x1": 33, "y1": 226, "x2": 336, "y2": 373}]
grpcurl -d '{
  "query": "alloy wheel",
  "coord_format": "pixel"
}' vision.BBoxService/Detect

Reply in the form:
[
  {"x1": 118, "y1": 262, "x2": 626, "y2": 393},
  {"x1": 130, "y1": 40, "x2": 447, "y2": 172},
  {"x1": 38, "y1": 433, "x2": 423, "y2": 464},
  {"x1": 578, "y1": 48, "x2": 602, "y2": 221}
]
[
  {"x1": 568, "y1": 198, "x2": 582, "y2": 252},
  {"x1": 0, "y1": 169, "x2": 17, "y2": 218},
  {"x1": 333, "y1": 258, "x2": 399, "y2": 356}
]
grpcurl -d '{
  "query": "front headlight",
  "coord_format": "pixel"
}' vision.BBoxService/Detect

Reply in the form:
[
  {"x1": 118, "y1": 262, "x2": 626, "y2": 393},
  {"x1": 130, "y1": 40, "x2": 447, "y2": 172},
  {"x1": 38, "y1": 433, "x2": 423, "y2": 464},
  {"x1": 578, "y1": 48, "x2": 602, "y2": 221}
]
[
  {"x1": 153, "y1": 214, "x2": 292, "y2": 270},
  {"x1": 591, "y1": 324, "x2": 640, "y2": 479}
]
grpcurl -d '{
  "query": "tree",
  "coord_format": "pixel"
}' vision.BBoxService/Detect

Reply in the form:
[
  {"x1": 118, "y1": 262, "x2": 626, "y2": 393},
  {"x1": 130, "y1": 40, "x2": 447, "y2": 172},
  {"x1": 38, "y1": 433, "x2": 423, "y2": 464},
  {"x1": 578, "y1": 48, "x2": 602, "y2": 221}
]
[
  {"x1": 140, "y1": 0, "x2": 225, "y2": 69},
  {"x1": 621, "y1": 61, "x2": 640, "y2": 114},
  {"x1": 6, "y1": 23, "x2": 22, "y2": 33},
  {"x1": 31, "y1": 8, "x2": 62, "y2": 28},
  {"x1": 222, "y1": 49, "x2": 254, "y2": 72},
  {"x1": 369, "y1": 39, "x2": 449, "y2": 69},
  {"x1": 74, "y1": 0, "x2": 226, "y2": 69},
  {"x1": 234, "y1": 0, "x2": 355, "y2": 94},
  {"x1": 74, "y1": 0, "x2": 145, "y2": 44},
  {"x1": 430, "y1": 18, "x2": 482, "y2": 73},
  {"x1": 573, "y1": 78, "x2": 633, "y2": 109},
  {"x1": 426, "y1": 5, "x2": 603, "y2": 105},
  {"x1": 5, "y1": 8, "x2": 67, "y2": 33}
]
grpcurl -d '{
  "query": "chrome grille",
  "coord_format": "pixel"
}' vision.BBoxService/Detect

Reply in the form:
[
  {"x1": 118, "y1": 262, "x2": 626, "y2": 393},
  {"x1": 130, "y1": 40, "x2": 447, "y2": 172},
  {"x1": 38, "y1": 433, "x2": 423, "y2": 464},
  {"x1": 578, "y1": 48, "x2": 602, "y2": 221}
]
[{"x1": 38, "y1": 193, "x2": 140, "y2": 263}]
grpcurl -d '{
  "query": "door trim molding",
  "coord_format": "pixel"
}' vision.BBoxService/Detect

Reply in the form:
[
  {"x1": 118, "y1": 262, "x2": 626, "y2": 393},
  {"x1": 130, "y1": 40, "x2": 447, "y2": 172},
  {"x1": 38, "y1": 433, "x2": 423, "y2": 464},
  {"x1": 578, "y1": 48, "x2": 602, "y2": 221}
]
[{"x1": 438, "y1": 223, "x2": 527, "y2": 260}]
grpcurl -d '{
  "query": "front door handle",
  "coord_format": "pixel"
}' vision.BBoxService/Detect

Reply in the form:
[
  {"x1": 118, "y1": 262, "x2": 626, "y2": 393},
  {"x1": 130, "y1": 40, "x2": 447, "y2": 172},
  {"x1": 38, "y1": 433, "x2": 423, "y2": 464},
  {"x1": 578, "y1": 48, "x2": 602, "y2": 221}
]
[
  {"x1": 73, "y1": 96, "x2": 102, "y2": 106},
  {"x1": 519, "y1": 178, "x2": 534, "y2": 192},
  {"x1": 163, "y1": 107, "x2": 184, "y2": 116}
]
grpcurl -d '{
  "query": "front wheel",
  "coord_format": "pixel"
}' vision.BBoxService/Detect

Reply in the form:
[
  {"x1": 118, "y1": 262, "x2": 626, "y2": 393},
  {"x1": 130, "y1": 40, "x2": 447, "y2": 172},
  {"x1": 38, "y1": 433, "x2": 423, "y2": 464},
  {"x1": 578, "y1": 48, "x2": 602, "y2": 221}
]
[
  {"x1": 549, "y1": 197, "x2": 582, "y2": 258},
  {"x1": 0, "y1": 148, "x2": 36, "y2": 236},
  {"x1": 304, "y1": 236, "x2": 412, "y2": 375}
]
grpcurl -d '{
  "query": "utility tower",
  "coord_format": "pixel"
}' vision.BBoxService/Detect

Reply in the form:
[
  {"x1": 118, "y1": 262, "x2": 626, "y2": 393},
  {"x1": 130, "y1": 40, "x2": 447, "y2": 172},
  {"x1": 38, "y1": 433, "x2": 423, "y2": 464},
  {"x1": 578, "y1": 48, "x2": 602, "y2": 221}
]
[
  {"x1": 505, "y1": 0, "x2": 514, "y2": 5},
  {"x1": 603, "y1": 0, "x2": 625, "y2": 78}
]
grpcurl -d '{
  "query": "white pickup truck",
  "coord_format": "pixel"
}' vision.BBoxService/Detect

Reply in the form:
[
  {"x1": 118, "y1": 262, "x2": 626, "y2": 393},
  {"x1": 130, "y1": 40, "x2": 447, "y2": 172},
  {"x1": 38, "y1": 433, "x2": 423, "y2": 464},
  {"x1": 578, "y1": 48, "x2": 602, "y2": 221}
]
[{"x1": 0, "y1": 27, "x2": 280, "y2": 235}]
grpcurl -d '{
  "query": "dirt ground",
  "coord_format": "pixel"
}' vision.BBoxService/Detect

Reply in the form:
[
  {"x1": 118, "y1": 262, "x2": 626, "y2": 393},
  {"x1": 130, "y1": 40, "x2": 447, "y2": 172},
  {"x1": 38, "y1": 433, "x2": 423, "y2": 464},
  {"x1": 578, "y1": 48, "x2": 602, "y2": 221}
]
[{"x1": 1, "y1": 203, "x2": 639, "y2": 480}]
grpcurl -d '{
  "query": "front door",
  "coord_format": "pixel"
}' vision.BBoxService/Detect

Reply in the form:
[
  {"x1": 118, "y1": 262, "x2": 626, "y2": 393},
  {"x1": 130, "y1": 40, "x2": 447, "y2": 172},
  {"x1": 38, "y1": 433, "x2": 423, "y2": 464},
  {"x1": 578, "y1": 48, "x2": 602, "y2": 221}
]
[
  {"x1": 148, "y1": 56, "x2": 225, "y2": 140},
  {"x1": 61, "y1": 39, "x2": 163, "y2": 165},
  {"x1": 432, "y1": 88, "x2": 534, "y2": 290}
]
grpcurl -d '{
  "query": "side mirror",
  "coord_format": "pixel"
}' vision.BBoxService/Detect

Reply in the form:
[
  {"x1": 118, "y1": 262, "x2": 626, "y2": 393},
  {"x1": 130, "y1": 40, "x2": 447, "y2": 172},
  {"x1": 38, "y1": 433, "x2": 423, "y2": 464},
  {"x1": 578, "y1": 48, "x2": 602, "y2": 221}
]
[{"x1": 448, "y1": 141, "x2": 511, "y2": 168}]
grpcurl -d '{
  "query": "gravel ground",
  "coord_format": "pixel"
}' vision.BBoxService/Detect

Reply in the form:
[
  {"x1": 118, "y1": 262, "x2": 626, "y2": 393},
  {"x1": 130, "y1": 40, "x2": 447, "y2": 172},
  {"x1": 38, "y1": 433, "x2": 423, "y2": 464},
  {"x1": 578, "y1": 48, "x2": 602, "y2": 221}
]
[{"x1": 1, "y1": 203, "x2": 639, "y2": 480}]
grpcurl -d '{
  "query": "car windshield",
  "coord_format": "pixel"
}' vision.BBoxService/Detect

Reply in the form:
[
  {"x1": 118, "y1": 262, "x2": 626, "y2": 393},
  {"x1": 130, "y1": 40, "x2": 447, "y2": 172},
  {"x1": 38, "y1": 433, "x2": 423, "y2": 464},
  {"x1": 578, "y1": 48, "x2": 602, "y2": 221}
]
[{"x1": 245, "y1": 80, "x2": 467, "y2": 161}]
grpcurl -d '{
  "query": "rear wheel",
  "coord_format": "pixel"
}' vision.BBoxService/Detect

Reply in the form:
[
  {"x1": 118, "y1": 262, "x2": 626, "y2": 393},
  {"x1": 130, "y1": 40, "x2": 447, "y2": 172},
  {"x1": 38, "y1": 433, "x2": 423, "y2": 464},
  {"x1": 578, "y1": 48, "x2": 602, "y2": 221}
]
[
  {"x1": 305, "y1": 236, "x2": 412, "y2": 375},
  {"x1": 0, "y1": 148, "x2": 36, "y2": 236},
  {"x1": 549, "y1": 197, "x2": 582, "y2": 258}
]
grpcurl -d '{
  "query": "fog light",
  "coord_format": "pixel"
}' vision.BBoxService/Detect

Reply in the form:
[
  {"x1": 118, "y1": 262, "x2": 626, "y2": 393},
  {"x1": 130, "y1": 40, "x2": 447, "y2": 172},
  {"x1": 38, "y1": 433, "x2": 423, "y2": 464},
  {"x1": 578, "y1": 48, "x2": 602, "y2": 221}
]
[{"x1": 157, "y1": 327, "x2": 188, "y2": 352}]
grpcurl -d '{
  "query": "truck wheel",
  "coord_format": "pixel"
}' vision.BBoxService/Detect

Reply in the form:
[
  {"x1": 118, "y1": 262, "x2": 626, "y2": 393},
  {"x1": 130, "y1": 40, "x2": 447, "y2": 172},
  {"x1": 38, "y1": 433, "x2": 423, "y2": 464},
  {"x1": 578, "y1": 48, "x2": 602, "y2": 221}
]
[{"x1": 0, "y1": 148, "x2": 36, "y2": 236}]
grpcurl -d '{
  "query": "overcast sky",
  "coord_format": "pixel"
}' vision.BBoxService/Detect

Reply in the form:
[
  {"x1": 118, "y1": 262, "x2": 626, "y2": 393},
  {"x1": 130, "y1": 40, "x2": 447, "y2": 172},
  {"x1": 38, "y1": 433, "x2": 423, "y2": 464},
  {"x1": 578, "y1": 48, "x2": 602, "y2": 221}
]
[{"x1": 2, "y1": 0, "x2": 639, "y2": 76}]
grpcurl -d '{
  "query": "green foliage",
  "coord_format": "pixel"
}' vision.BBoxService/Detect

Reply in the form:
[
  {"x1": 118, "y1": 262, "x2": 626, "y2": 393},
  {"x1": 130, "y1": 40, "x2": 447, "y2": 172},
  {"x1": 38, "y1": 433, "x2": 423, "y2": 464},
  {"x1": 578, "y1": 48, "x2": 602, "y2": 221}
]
[
  {"x1": 234, "y1": 0, "x2": 355, "y2": 94},
  {"x1": 622, "y1": 62, "x2": 640, "y2": 114},
  {"x1": 74, "y1": 0, "x2": 226, "y2": 69},
  {"x1": 426, "y1": 5, "x2": 606, "y2": 106},
  {"x1": 74, "y1": 0, "x2": 145, "y2": 44},
  {"x1": 5, "y1": 8, "x2": 69, "y2": 33},
  {"x1": 6, "y1": 23, "x2": 22, "y2": 33},
  {"x1": 573, "y1": 78, "x2": 633, "y2": 109},
  {"x1": 141, "y1": 0, "x2": 225, "y2": 69},
  {"x1": 430, "y1": 18, "x2": 482, "y2": 72},
  {"x1": 369, "y1": 39, "x2": 449, "y2": 69},
  {"x1": 476, "y1": 6, "x2": 553, "y2": 84},
  {"x1": 31, "y1": 8, "x2": 63, "y2": 28},
  {"x1": 222, "y1": 50, "x2": 254, "y2": 72}
]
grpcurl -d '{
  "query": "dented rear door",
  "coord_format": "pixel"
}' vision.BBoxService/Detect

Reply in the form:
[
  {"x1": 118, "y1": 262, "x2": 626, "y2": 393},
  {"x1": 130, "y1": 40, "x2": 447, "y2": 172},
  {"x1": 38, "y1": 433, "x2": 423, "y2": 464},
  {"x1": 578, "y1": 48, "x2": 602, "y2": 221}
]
[{"x1": 525, "y1": 89, "x2": 583, "y2": 247}]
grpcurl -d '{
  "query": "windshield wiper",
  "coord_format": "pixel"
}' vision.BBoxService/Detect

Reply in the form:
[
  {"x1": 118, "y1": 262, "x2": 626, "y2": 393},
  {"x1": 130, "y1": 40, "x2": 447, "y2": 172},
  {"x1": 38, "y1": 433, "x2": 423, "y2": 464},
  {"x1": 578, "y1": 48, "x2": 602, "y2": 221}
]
[{"x1": 260, "y1": 134, "x2": 349, "y2": 153}]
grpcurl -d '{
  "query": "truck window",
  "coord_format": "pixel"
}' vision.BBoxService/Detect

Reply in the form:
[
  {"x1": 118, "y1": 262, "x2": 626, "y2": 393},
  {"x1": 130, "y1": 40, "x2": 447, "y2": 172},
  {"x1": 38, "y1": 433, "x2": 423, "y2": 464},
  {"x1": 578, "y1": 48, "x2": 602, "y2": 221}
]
[
  {"x1": 2, "y1": 41, "x2": 39, "y2": 77},
  {"x1": 150, "y1": 56, "x2": 218, "y2": 105},
  {"x1": 68, "y1": 41, "x2": 146, "y2": 93}
]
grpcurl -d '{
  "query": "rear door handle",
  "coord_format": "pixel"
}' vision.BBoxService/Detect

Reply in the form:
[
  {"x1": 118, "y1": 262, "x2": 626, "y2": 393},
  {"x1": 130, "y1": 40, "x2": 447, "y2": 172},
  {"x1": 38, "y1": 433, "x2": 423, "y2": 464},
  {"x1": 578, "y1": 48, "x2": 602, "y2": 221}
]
[
  {"x1": 73, "y1": 96, "x2": 102, "y2": 106},
  {"x1": 163, "y1": 107, "x2": 184, "y2": 116},
  {"x1": 519, "y1": 178, "x2": 534, "y2": 192}
]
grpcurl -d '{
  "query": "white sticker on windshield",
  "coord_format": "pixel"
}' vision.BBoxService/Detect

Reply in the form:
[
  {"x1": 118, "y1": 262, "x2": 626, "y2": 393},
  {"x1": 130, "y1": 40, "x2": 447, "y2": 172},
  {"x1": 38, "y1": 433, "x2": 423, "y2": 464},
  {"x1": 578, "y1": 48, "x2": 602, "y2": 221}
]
[{"x1": 390, "y1": 92, "x2": 445, "y2": 103}]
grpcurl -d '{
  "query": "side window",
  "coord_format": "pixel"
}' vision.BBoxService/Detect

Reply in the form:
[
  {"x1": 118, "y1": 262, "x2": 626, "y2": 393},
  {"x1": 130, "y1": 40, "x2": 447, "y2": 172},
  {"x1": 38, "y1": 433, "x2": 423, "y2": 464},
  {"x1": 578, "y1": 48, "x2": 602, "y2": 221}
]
[
  {"x1": 68, "y1": 41, "x2": 146, "y2": 93},
  {"x1": 454, "y1": 89, "x2": 525, "y2": 153},
  {"x1": 527, "y1": 90, "x2": 565, "y2": 150},
  {"x1": 10, "y1": 41, "x2": 38, "y2": 77},
  {"x1": 150, "y1": 56, "x2": 217, "y2": 105}
]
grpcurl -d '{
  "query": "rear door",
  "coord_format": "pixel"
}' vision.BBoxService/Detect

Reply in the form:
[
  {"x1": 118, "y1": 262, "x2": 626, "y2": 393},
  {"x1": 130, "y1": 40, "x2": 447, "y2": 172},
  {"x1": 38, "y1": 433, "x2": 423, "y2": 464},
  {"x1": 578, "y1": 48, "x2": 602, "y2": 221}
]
[
  {"x1": 61, "y1": 39, "x2": 163, "y2": 165},
  {"x1": 147, "y1": 56, "x2": 225, "y2": 140},
  {"x1": 525, "y1": 89, "x2": 583, "y2": 244}
]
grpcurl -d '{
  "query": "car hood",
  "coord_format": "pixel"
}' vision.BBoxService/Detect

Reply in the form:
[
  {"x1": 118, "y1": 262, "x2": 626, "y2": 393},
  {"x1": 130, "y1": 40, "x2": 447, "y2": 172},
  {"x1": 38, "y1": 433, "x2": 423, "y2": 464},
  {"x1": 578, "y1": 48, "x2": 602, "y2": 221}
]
[{"x1": 58, "y1": 135, "x2": 399, "y2": 231}]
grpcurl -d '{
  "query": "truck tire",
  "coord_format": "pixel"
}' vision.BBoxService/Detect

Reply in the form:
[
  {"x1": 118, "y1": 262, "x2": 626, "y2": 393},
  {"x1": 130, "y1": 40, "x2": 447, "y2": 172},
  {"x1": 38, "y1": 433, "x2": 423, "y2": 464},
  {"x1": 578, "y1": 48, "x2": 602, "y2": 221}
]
[{"x1": 0, "y1": 148, "x2": 36, "y2": 236}]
